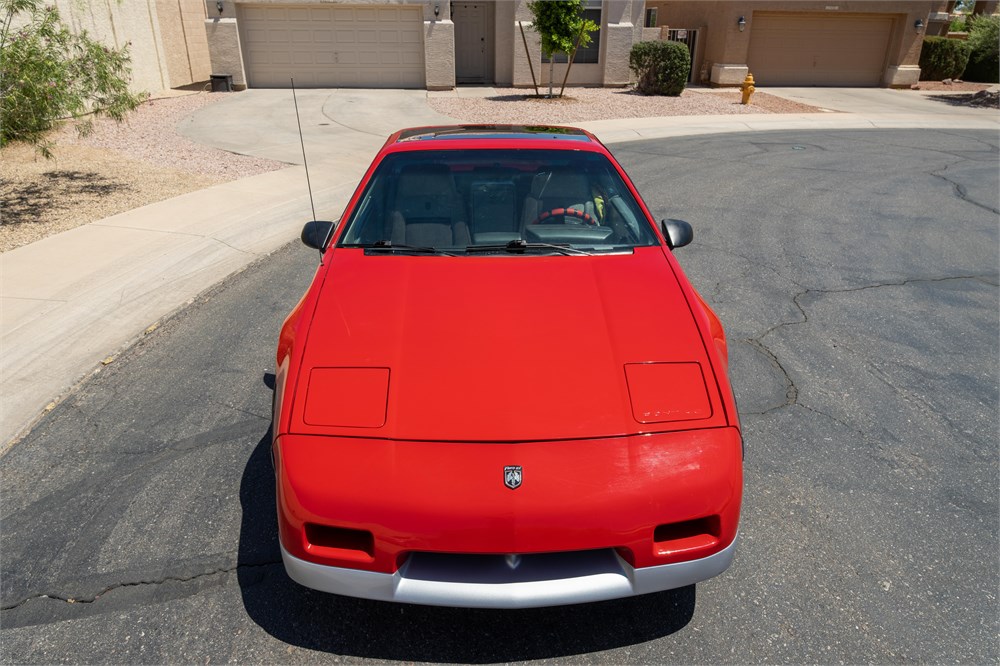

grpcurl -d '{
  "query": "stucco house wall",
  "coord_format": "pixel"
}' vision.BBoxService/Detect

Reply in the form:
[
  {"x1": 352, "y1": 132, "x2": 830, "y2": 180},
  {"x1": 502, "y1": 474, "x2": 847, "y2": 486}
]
[
  {"x1": 198, "y1": 0, "x2": 950, "y2": 91},
  {"x1": 8, "y1": 0, "x2": 211, "y2": 93},
  {"x1": 499, "y1": 1, "x2": 544, "y2": 88},
  {"x1": 646, "y1": 0, "x2": 948, "y2": 87},
  {"x1": 156, "y1": 0, "x2": 212, "y2": 86},
  {"x1": 205, "y1": 0, "x2": 641, "y2": 90}
]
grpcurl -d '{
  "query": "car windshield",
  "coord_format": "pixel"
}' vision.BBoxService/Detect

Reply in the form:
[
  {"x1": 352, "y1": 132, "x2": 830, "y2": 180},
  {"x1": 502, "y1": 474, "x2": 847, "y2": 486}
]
[{"x1": 337, "y1": 149, "x2": 659, "y2": 254}]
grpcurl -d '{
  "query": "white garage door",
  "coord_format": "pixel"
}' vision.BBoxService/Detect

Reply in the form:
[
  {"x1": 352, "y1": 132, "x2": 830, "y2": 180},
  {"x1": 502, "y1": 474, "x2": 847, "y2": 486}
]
[
  {"x1": 239, "y1": 4, "x2": 425, "y2": 88},
  {"x1": 747, "y1": 13, "x2": 893, "y2": 86}
]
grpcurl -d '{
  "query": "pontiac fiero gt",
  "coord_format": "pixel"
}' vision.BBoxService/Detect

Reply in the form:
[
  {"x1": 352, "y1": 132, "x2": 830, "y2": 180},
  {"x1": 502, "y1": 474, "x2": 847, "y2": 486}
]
[{"x1": 272, "y1": 125, "x2": 743, "y2": 608}]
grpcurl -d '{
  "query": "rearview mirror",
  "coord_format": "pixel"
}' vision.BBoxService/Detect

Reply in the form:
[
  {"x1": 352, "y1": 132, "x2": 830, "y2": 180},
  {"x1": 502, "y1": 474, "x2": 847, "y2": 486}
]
[
  {"x1": 301, "y1": 220, "x2": 335, "y2": 250},
  {"x1": 660, "y1": 218, "x2": 693, "y2": 250}
]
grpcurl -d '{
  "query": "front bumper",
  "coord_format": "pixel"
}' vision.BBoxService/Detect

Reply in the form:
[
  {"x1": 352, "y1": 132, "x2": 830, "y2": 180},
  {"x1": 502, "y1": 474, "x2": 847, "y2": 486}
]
[
  {"x1": 281, "y1": 534, "x2": 738, "y2": 609},
  {"x1": 275, "y1": 427, "x2": 743, "y2": 606}
]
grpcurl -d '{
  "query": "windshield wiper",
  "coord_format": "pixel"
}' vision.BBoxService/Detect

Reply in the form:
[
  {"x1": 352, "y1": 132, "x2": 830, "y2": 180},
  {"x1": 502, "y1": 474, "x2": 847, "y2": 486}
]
[
  {"x1": 347, "y1": 240, "x2": 457, "y2": 256},
  {"x1": 466, "y1": 239, "x2": 593, "y2": 256}
]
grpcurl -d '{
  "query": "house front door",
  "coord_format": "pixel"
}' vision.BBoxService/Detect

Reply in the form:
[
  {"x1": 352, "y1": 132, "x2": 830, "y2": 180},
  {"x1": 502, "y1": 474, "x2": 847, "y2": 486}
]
[{"x1": 454, "y1": 2, "x2": 489, "y2": 84}]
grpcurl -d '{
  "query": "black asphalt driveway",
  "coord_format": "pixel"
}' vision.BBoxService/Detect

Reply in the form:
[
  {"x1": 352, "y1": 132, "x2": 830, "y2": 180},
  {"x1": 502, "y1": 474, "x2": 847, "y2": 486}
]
[{"x1": 2, "y1": 129, "x2": 997, "y2": 664}]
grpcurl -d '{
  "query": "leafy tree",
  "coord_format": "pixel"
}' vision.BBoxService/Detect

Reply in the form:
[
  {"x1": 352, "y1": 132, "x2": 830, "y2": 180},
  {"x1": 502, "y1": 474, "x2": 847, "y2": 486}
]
[
  {"x1": 962, "y1": 13, "x2": 999, "y2": 83},
  {"x1": 1, "y1": 0, "x2": 146, "y2": 156},
  {"x1": 528, "y1": 0, "x2": 598, "y2": 97},
  {"x1": 948, "y1": 17, "x2": 968, "y2": 32}
]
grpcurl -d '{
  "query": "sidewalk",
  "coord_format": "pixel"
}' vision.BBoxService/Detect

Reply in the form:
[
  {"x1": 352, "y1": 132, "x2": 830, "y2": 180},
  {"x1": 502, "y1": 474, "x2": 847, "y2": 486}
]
[{"x1": 2, "y1": 87, "x2": 998, "y2": 448}]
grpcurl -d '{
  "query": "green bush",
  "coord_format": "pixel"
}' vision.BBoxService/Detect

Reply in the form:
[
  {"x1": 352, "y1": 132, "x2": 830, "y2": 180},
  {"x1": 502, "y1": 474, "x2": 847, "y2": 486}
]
[
  {"x1": 629, "y1": 40, "x2": 690, "y2": 96},
  {"x1": 962, "y1": 14, "x2": 1000, "y2": 83},
  {"x1": 0, "y1": 0, "x2": 146, "y2": 156},
  {"x1": 919, "y1": 36, "x2": 972, "y2": 80}
]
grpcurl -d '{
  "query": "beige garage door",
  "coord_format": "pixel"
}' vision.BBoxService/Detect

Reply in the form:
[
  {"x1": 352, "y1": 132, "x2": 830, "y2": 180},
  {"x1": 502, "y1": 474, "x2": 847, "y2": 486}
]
[
  {"x1": 747, "y1": 13, "x2": 892, "y2": 86},
  {"x1": 239, "y1": 4, "x2": 425, "y2": 88}
]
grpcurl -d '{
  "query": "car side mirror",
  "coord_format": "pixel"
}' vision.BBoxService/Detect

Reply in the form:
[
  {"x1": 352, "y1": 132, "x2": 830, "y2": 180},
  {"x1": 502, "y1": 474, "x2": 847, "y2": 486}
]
[
  {"x1": 301, "y1": 220, "x2": 335, "y2": 251},
  {"x1": 660, "y1": 218, "x2": 693, "y2": 250}
]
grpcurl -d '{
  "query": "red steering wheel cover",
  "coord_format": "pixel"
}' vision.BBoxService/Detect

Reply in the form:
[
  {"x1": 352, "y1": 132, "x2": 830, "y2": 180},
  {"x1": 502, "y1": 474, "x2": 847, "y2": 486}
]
[{"x1": 533, "y1": 207, "x2": 596, "y2": 226}]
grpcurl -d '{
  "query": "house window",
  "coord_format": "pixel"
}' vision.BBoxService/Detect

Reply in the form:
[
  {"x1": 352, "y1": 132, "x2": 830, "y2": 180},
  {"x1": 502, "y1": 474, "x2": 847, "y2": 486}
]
[
  {"x1": 645, "y1": 7, "x2": 657, "y2": 28},
  {"x1": 542, "y1": 1, "x2": 601, "y2": 64}
]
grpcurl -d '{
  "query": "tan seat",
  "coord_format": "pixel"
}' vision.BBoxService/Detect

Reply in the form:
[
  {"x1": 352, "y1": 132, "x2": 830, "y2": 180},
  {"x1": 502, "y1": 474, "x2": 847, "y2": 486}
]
[{"x1": 390, "y1": 164, "x2": 470, "y2": 247}]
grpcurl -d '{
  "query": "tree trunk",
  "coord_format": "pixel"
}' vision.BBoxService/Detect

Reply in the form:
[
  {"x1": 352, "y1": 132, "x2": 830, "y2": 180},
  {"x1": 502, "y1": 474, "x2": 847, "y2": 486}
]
[{"x1": 559, "y1": 22, "x2": 588, "y2": 98}]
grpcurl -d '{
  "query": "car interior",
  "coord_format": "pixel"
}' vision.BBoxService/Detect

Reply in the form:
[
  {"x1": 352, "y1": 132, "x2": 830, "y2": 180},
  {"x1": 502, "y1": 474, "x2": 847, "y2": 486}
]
[{"x1": 340, "y1": 150, "x2": 656, "y2": 250}]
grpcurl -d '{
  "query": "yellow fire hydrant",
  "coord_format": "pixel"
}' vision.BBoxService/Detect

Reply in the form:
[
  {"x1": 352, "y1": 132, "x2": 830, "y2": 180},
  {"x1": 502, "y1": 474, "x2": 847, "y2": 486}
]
[{"x1": 740, "y1": 73, "x2": 756, "y2": 105}]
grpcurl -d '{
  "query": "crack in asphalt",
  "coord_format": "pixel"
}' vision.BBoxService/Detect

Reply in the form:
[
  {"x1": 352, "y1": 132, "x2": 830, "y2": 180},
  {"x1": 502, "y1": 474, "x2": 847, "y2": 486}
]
[
  {"x1": 930, "y1": 164, "x2": 1000, "y2": 215},
  {"x1": 823, "y1": 131, "x2": 998, "y2": 162},
  {"x1": 920, "y1": 129, "x2": 1000, "y2": 156},
  {"x1": 860, "y1": 358, "x2": 991, "y2": 453},
  {"x1": 697, "y1": 241, "x2": 807, "y2": 290},
  {"x1": 223, "y1": 403, "x2": 271, "y2": 422},
  {"x1": 618, "y1": 140, "x2": 960, "y2": 177},
  {"x1": 745, "y1": 337, "x2": 799, "y2": 414},
  {"x1": 0, "y1": 419, "x2": 269, "y2": 585},
  {"x1": 0, "y1": 560, "x2": 283, "y2": 612},
  {"x1": 795, "y1": 403, "x2": 867, "y2": 438},
  {"x1": 110, "y1": 417, "x2": 267, "y2": 457},
  {"x1": 743, "y1": 273, "x2": 998, "y2": 420}
]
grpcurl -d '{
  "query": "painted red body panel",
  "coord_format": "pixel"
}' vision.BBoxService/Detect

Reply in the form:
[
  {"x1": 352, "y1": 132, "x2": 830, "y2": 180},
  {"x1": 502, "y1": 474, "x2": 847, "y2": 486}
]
[
  {"x1": 273, "y1": 126, "x2": 744, "y2": 588},
  {"x1": 289, "y1": 247, "x2": 727, "y2": 442},
  {"x1": 275, "y1": 427, "x2": 742, "y2": 573}
]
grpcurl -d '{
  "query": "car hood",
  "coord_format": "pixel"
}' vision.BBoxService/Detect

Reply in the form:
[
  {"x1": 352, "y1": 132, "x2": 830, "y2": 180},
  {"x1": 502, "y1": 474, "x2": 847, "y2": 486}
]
[{"x1": 290, "y1": 247, "x2": 725, "y2": 441}]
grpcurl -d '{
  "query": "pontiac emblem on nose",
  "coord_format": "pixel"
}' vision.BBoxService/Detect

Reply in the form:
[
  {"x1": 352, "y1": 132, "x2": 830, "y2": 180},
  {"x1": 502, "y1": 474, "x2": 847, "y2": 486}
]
[{"x1": 504, "y1": 465, "x2": 522, "y2": 490}]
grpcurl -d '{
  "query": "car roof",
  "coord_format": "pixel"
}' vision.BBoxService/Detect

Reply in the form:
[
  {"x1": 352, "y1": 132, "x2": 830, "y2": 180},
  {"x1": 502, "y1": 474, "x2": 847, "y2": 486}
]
[{"x1": 390, "y1": 125, "x2": 599, "y2": 145}]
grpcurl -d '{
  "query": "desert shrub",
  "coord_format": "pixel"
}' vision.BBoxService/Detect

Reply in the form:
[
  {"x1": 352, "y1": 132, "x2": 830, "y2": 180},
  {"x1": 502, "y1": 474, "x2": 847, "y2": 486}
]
[
  {"x1": 0, "y1": 0, "x2": 146, "y2": 156},
  {"x1": 962, "y1": 14, "x2": 1000, "y2": 83},
  {"x1": 919, "y1": 36, "x2": 972, "y2": 80},
  {"x1": 629, "y1": 40, "x2": 690, "y2": 96}
]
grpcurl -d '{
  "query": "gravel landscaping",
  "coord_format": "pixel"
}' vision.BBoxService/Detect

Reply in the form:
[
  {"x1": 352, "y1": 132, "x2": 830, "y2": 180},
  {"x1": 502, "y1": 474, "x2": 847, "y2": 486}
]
[
  {"x1": 1, "y1": 92, "x2": 287, "y2": 253},
  {"x1": 908, "y1": 80, "x2": 994, "y2": 91},
  {"x1": 428, "y1": 87, "x2": 826, "y2": 124}
]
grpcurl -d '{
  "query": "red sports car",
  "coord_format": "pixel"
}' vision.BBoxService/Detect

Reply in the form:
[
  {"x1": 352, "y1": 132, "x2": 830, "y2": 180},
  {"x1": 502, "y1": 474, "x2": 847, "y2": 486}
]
[{"x1": 273, "y1": 125, "x2": 743, "y2": 608}]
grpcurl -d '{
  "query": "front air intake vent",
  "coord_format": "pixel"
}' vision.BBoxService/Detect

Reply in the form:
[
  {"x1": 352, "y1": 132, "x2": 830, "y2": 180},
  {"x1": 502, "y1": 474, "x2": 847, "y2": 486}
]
[
  {"x1": 653, "y1": 516, "x2": 721, "y2": 556},
  {"x1": 305, "y1": 523, "x2": 374, "y2": 561}
]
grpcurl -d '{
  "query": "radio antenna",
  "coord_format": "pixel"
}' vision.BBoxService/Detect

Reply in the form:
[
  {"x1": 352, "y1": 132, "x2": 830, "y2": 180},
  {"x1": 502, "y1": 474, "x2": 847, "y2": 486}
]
[{"x1": 290, "y1": 77, "x2": 317, "y2": 222}]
